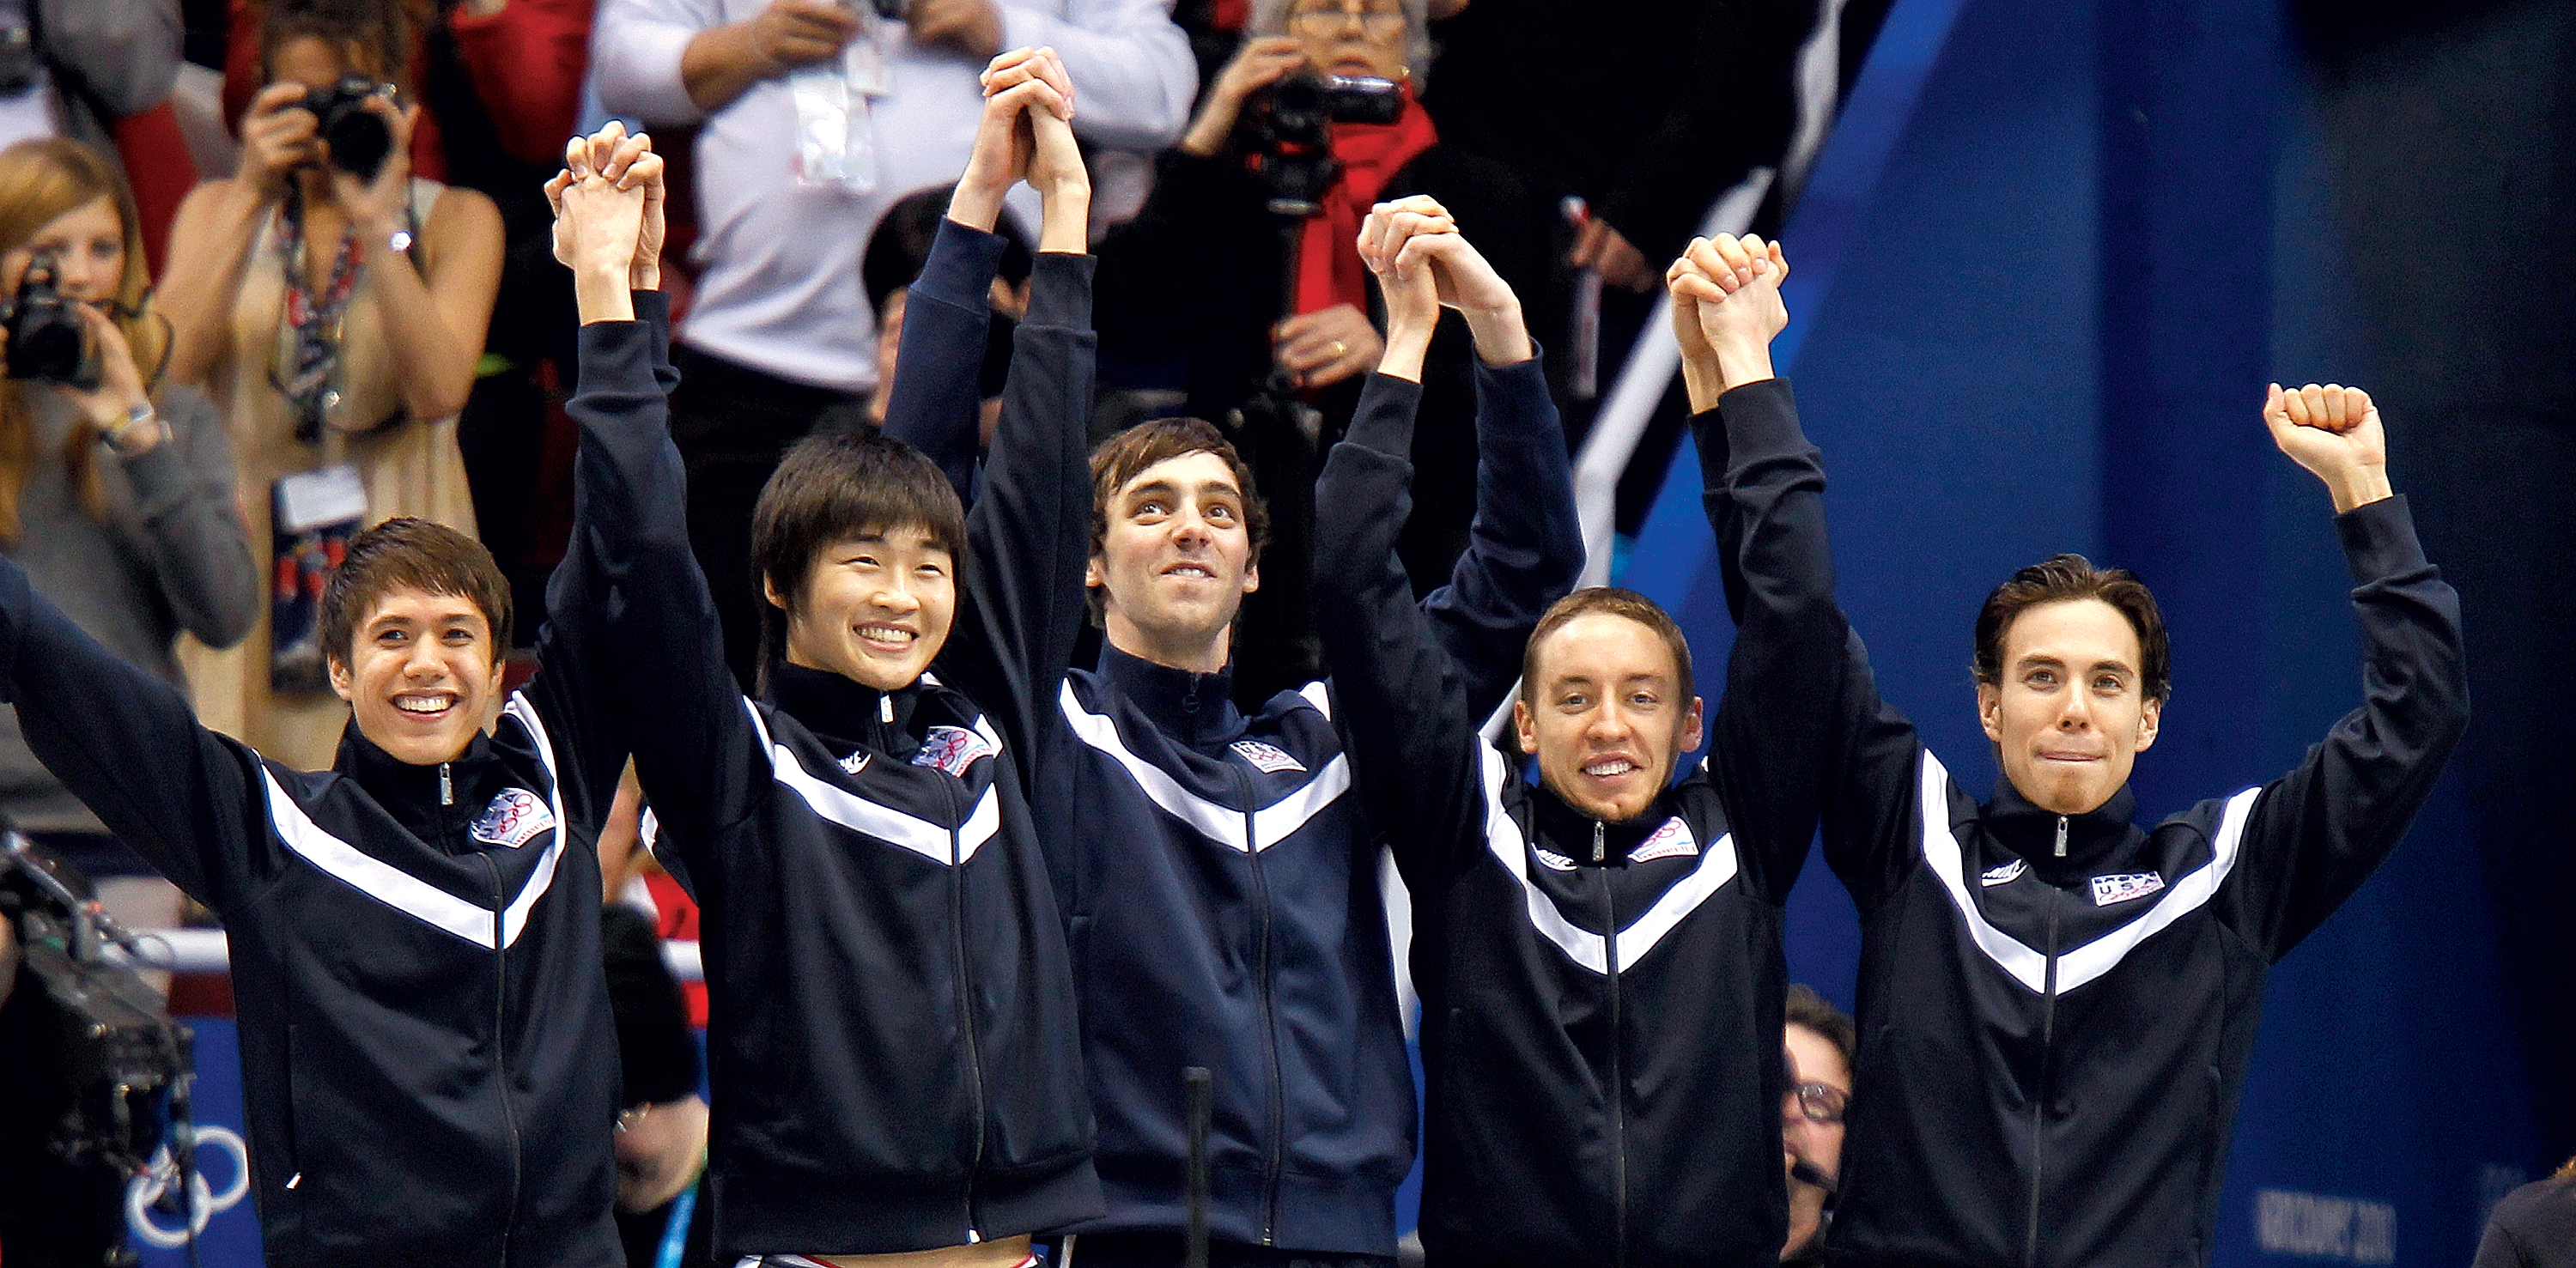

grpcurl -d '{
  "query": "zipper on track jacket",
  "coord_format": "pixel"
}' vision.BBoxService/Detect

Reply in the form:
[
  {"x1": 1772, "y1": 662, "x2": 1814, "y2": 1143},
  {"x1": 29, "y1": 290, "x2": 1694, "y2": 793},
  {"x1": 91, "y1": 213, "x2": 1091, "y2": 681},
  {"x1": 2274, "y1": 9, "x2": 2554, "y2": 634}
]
[
  {"x1": 2024, "y1": 899, "x2": 2063, "y2": 1268},
  {"x1": 1597, "y1": 825, "x2": 1629, "y2": 1267},
  {"x1": 946, "y1": 774, "x2": 989, "y2": 1242},
  {"x1": 1236, "y1": 762, "x2": 1286, "y2": 1246}
]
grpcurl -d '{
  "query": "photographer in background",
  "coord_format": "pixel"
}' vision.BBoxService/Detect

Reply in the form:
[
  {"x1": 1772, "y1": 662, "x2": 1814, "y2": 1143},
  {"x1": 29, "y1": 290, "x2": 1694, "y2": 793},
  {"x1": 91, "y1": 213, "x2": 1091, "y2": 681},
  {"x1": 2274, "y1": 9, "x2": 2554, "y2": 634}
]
[
  {"x1": 159, "y1": 0, "x2": 501, "y2": 773},
  {"x1": 1094, "y1": 0, "x2": 1545, "y2": 704},
  {"x1": 0, "y1": 136, "x2": 255, "y2": 998}
]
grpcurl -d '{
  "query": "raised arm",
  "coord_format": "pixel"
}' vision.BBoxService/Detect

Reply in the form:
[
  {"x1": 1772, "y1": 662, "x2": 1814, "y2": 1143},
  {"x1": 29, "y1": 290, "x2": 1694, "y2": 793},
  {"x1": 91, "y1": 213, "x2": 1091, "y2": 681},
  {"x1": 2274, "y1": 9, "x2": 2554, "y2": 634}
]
[
  {"x1": 551, "y1": 126, "x2": 766, "y2": 882},
  {"x1": 1667, "y1": 237, "x2": 1928, "y2": 912},
  {"x1": 1661, "y1": 234, "x2": 1842, "y2": 897},
  {"x1": 0, "y1": 553, "x2": 264, "y2": 914},
  {"x1": 1362, "y1": 195, "x2": 1583, "y2": 716},
  {"x1": 2225, "y1": 385, "x2": 2468, "y2": 955},
  {"x1": 927, "y1": 52, "x2": 1097, "y2": 766},
  {"x1": 1314, "y1": 203, "x2": 1510, "y2": 887}
]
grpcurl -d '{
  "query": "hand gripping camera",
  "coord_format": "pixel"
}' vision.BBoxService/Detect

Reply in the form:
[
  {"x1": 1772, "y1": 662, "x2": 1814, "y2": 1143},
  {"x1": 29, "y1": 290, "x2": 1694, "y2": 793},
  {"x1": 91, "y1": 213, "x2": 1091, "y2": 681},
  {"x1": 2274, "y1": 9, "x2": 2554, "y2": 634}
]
[
  {"x1": 301, "y1": 76, "x2": 399, "y2": 181},
  {"x1": 2, "y1": 251, "x2": 103, "y2": 391},
  {"x1": 1248, "y1": 70, "x2": 1405, "y2": 217}
]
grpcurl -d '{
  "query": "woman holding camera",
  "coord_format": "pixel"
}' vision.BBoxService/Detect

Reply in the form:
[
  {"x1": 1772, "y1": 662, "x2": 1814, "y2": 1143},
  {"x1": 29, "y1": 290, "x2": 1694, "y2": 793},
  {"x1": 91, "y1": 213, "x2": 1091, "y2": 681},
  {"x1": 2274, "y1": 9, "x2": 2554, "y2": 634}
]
[
  {"x1": 1094, "y1": 0, "x2": 1546, "y2": 704},
  {"x1": 0, "y1": 140, "x2": 256, "y2": 1265},
  {"x1": 159, "y1": 0, "x2": 503, "y2": 772}
]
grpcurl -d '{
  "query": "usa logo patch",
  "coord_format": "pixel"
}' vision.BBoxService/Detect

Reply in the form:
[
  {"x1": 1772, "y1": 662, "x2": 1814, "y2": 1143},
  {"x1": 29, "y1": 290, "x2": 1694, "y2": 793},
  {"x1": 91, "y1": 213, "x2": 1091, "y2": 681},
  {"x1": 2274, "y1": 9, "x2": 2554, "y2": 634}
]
[
  {"x1": 912, "y1": 725, "x2": 999, "y2": 777},
  {"x1": 2090, "y1": 871, "x2": 2166, "y2": 907},
  {"x1": 1981, "y1": 858, "x2": 2027, "y2": 888},
  {"x1": 1230, "y1": 740, "x2": 1308, "y2": 775},
  {"x1": 1628, "y1": 818, "x2": 1698, "y2": 864},
  {"x1": 471, "y1": 787, "x2": 555, "y2": 850}
]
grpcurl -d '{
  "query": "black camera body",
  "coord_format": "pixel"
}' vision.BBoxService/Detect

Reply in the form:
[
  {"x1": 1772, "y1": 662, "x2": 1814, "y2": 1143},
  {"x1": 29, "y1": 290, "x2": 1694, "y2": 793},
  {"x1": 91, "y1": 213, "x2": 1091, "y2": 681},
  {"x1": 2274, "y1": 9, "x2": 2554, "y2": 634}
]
[
  {"x1": 303, "y1": 75, "x2": 398, "y2": 181},
  {"x1": 2, "y1": 252, "x2": 103, "y2": 391},
  {"x1": 1249, "y1": 71, "x2": 1406, "y2": 217}
]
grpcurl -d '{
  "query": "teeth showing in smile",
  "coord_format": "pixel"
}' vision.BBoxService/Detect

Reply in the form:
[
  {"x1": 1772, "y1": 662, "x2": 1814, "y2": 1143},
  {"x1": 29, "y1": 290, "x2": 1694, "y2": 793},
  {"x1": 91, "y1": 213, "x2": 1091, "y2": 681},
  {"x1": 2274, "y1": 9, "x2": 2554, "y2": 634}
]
[
  {"x1": 1583, "y1": 760, "x2": 1638, "y2": 778},
  {"x1": 1164, "y1": 564, "x2": 1213, "y2": 579},
  {"x1": 394, "y1": 694, "x2": 455, "y2": 715},
  {"x1": 857, "y1": 625, "x2": 916, "y2": 644}
]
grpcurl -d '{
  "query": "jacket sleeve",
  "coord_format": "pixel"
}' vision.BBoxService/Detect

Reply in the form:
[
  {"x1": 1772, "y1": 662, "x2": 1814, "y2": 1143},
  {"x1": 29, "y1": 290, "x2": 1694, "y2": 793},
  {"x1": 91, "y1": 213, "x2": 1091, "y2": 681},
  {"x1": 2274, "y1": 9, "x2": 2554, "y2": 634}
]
[
  {"x1": 994, "y1": 0, "x2": 1196, "y2": 150},
  {"x1": 921, "y1": 245, "x2": 1096, "y2": 771},
  {"x1": 1416, "y1": 353, "x2": 1584, "y2": 718},
  {"x1": 1313, "y1": 373, "x2": 1492, "y2": 889},
  {"x1": 0, "y1": 554, "x2": 266, "y2": 914},
  {"x1": 1710, "y1": 403, "x2": 1928, "y2": 916},
  {"x1": 564, "y1": 291, "x2": 767, "y2": 889},
  {"x1": 590, "y1": 0, "x2": 720, "y2": 126},
  {"x1": 2218, "y1": 494, "x2": 2470, "y2": 957},
  {"x1": 880, "y1": 218, "x2": 1008, "y2": 507},
  {"x1": 1695, "y1": 378, "x2": 1849, "y2": 902},
  {"x1": 447, "y1": 0, "x2": 593, "y2": 168},
  {"x1": 121, "y1": 385, "x2": 259, "y2": 651}
]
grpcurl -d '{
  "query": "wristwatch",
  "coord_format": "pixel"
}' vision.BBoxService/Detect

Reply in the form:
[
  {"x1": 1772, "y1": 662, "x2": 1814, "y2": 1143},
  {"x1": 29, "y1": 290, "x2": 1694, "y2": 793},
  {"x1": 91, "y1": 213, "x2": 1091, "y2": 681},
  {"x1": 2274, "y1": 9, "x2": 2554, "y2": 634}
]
[{"x1": 98, "y1": 402, "x2": 167, "y2": 456}]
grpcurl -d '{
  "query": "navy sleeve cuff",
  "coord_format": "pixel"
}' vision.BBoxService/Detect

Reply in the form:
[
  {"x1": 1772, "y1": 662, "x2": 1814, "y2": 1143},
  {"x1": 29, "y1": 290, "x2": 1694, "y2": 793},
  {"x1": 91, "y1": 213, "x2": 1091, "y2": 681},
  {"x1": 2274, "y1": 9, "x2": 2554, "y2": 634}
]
[
  {"x1": 1024, "y1": 252, "x2": 1097, "y2": 330},
  {"x1": 1470, "y1": 348, "x2": 1553, "y2": 438},
  {"x1": 2336, "y1": 494, "x2": 2430, "y2": 585},
  {"x1": 914, "y1": 218, "x2": 1010, "y2": 312},
  {"x1": 575, "y1": 319, "x2": 659, "y2": 397},
  {"x1": 1715, "y1": 377, "x2": 1805, "y2": 468},
  {"x1": 1346, "y1": 373, "x2": 1425, "y2": 458}
]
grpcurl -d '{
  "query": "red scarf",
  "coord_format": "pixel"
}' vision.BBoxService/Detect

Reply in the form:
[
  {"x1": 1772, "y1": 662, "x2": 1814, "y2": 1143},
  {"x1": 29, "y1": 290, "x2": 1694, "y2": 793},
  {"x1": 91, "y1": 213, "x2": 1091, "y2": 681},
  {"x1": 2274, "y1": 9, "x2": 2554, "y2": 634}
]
[{"x1": 1292, "y1": 88, "x2": 1439, "y2": 317}]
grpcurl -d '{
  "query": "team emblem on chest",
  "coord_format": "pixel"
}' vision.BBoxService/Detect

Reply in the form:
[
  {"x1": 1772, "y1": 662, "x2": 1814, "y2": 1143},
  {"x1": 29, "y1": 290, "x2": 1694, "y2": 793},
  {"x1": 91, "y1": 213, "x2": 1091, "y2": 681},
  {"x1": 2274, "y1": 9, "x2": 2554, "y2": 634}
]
[
  {"x1": 913, "y1": 725, "x2": 999, "y2": 777},
  {"x1": 471, "y1": 787, "x2": 556, "y2": 849}
]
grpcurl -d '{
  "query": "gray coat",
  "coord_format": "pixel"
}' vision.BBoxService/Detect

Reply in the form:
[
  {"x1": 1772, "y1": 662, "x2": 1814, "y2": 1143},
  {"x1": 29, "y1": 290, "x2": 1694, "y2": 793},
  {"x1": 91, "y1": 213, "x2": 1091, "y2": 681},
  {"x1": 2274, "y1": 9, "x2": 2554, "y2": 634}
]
[
  {"x1": 0, "y1": 384, "x2": 258, "y2": 832},
  {"x1": 25, "y1": 0, "x2": 182, "y2": 147}
]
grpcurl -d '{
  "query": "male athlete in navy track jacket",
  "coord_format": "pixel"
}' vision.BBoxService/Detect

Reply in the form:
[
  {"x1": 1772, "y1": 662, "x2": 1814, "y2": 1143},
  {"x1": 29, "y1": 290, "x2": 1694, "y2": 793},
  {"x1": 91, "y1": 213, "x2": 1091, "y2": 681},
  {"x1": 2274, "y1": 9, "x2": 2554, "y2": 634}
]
[
  {"x1": 0, "y1": 172, "x2": 673, "y2": 1268},
  {"x1": 556, "y1": 71, "x2": 1101, "y2": 1264},
  {"x1": 1659, "y1": 221, "x2": 2471, "y2": 1268},
  {"x1": 1307, "y1": 221, "x2": 1840, "y2": 1268},
  {"x1": 888, "y1": 195, "x2": 1583, "y2": 1265}
]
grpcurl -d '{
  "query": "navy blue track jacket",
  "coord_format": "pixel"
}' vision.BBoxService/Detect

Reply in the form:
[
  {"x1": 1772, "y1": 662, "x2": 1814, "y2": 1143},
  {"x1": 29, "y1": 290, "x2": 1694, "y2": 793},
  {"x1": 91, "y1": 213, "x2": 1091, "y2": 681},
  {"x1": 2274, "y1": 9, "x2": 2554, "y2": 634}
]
[
  {"x1": 1745, "y1": 411, "x2": 2473, "y2": 1265},
  {"x1": 889, "y1": 319, "x2": 1583, "y2": 1253},
  {"x1": 1311, "y1": 377, "x2": 1844, "y2": 1268},
  {"x1": 571, "y1": 239, "x2": 1102, "y2": 1257},
  {"x1": 0, "y1": 318, "x2": 654, "y2": 1267}
]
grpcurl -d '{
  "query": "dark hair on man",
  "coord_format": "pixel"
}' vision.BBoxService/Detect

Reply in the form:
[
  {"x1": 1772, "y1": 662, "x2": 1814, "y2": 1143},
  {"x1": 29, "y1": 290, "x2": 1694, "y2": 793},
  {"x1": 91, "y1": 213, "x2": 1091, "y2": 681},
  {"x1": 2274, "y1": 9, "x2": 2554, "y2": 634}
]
[
  {"x1": 319, "y1": 517, "x2": 512, "y2": 670},
  {"x1": 1086, "y1": 418, "x2": 1272, "y2": 616},
  {"x1": 749, "y1": 428, "x2": 968, "y2": 680},
  {"x1": 1784, "y1": 982, "x2": 1856, "y2": 1076},
  {"x1": 258, "y1": 0, "x2": 426, "y2": 91},
  {"x1": 1971, "y1": 554, "x2": 2172, "y2": 704},
  {"x1": 1516, "y1": 587, "x2": 1695, "y2": 709},
  {"x1": 862, "y1": 184, "x2": 1036, "y2": 321}
]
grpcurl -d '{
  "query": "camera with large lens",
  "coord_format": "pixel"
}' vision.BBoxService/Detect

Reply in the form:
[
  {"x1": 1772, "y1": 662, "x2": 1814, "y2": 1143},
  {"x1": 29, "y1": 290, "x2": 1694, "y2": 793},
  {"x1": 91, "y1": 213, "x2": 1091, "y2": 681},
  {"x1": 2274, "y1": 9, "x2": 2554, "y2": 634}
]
[
  {"x1": 302, "y1": 75, "x2": 398, "y2": 181},
  {"x1": 1248, "y1": 70, "x2": 1405, "y2": 217},
  {"x1": 1, "y1": 252, "x2": 103, "y2": 391}
]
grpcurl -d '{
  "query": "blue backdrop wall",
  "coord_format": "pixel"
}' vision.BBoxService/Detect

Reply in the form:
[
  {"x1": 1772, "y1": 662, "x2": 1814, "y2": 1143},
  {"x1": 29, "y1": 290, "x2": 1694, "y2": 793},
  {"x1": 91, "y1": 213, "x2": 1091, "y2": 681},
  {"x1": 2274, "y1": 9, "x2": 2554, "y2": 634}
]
[{"x1": 1617, "y1": 0, "x2": 2566, "y2": 1263}]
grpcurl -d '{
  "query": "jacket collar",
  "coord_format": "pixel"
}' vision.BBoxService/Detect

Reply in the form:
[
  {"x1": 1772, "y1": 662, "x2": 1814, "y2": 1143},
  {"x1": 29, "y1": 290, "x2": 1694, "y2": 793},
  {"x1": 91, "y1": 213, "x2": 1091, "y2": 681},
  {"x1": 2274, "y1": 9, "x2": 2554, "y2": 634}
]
[
  {"x1": 335, "y1": 721, "x2": 509, "y2": 847},
  {"x1": 766, "y1": 661, "x2": 925, "y2": 762},
  {"x1": 1097, "y1": 642, "x2": 1243, "y2": 749},
  {"x1": 1984, "y1": 777, "x2": 2141, "y2": 875},
  {"x1": 1527, "y1": 774, "x2": 1680, "y2": 867}
]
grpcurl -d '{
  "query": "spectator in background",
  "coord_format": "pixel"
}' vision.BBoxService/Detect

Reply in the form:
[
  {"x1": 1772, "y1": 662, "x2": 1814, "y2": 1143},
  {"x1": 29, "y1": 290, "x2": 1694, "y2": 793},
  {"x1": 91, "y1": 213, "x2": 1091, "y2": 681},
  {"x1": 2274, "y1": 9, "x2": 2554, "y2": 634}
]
[
  {"x1": 592, "y1": 0, "x2": 1194, "y2": 688},
  {"x1": 160, "y1": 0, "x2": 501, "y2": 772},
  {"x1": 1782, "y1": 984, "x2": 1853, "y2": 1264},
  {"x1": 0, "y1": 135, "x2": 257, "y2": 1268},
  {"x1": 860, "y1": 181, "x2": 1033, "y2": 448},
  {"x1": 0, "y1": 0, "x2": 183, "y2": 155},
  {"x1": 1092, "y1": 0, "x2": 1545, "y2": 703}
]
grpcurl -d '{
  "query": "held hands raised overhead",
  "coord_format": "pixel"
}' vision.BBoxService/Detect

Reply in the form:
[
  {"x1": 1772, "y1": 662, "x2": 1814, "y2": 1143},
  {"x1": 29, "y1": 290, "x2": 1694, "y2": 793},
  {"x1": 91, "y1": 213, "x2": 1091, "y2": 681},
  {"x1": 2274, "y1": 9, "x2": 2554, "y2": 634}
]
[
  {"x1": 1666, "y1": 232, "x2": 1789, "y2": 410},
  {"x1": 547, "y1": 122, "x2": 667, "y2": 324},
  {"x1": 1358, "y1": 194, "x2": 1534, "y2": 381},
  {"x1": 956, "y1": 48, "x2": 1091, "y2": 254}
]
